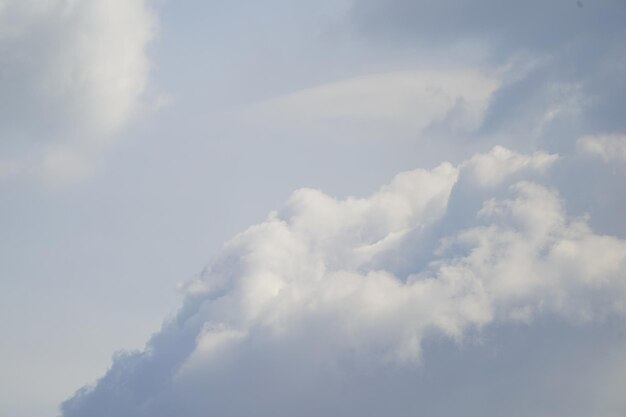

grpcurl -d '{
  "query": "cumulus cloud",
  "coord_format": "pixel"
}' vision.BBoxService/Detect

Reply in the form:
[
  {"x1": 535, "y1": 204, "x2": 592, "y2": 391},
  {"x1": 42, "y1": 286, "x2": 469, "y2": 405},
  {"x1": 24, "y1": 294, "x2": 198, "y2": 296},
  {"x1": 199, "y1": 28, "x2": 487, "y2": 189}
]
[
  {"x1": 60, "y1": 146, "x2": 626, "y2": 417},
  {"x1": 0, "y1": 0, "x2": 156, "y2": 183}
]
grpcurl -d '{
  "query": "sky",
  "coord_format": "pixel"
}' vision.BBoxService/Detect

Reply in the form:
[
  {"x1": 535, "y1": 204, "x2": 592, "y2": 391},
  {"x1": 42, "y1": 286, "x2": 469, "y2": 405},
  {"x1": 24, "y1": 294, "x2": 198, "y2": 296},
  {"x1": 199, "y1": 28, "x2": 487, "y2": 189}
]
[{"x1": 1, "y1": 1, "x2": 626, "y2": 416}]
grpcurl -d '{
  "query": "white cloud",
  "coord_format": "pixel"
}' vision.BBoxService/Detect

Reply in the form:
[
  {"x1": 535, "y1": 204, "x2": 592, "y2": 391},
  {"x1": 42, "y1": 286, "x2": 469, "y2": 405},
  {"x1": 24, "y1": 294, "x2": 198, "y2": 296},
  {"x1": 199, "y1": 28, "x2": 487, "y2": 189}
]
[
  {"x1": 0, "y1": 0, "x2": 156, "y2": 183},
  {"x1": 244, "y1": 69, "x2": 499, "y2": 140},
  {"x1": 60, "y1": 146, "x2": 626, "y2": 416},
  {"x1": 460, "y1": 145, "x2": 558, "y2": 187},
  {"x1": 577, "y1": 134, "x2": 626, "y2": 163},
  {"x1": 350, "y1": 0, "x2": 626, "y2": 152}
]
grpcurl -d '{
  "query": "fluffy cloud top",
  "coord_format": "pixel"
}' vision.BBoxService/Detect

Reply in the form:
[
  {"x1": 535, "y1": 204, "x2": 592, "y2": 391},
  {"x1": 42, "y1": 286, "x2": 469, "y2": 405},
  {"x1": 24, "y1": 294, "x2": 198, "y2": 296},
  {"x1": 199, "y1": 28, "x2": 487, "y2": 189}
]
[
  {"x1": 0, "y1": 0, "x2": 156, "y2": 182},
  {"x1": 60, "y1": 146, "x2": 626, "y2": 417}
]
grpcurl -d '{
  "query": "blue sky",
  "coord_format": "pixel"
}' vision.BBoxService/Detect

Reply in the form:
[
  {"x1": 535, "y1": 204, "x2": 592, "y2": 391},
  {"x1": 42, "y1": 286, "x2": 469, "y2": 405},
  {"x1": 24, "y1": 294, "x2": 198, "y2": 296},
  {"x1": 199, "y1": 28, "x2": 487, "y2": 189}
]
[{"x1": 1, "y1": 1, "x2": 626, "y2": 416}]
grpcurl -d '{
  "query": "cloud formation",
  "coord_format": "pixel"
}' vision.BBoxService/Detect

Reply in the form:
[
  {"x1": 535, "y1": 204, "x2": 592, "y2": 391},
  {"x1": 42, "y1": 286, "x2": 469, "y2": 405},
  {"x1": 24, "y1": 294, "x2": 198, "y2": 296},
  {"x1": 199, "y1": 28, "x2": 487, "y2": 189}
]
[
  {"x1": 351, "y1": 0, "x2": 626, "y2": 151},
  {"x1": 0, "y1": 0, "x2": 156, "y2": 183},
  {"x1": 245, "y1": 69, "x2": 499, "y2": 141},
  {"x1": 60, "y1": 146, "x2": 626, "y2": 417},
  {"x1": 577, "y1": 134, "x2": 626, "y2": 163}
]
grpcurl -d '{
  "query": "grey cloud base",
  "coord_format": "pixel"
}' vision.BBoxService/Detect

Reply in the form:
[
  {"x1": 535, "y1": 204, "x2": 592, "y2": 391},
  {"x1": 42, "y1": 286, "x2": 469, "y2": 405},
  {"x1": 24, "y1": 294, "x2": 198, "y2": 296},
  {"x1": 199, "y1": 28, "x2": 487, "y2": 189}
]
[{"x1": 60, "y1": 146, "x2": 626, "y2": 417}]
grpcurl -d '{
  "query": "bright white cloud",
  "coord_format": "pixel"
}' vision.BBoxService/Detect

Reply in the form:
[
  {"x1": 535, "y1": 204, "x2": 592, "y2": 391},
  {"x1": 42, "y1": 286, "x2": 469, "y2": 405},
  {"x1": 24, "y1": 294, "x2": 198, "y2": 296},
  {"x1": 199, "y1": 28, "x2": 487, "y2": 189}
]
[
  {"x1": 459, "y1": 145, "x2": 558, "y2": 187},
  {"x1": 60, "y1": 146, "x2": 626, "y2": 416},
  {"x1": 0, "y1": 0, "x2": 156, "y2": 183}
]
